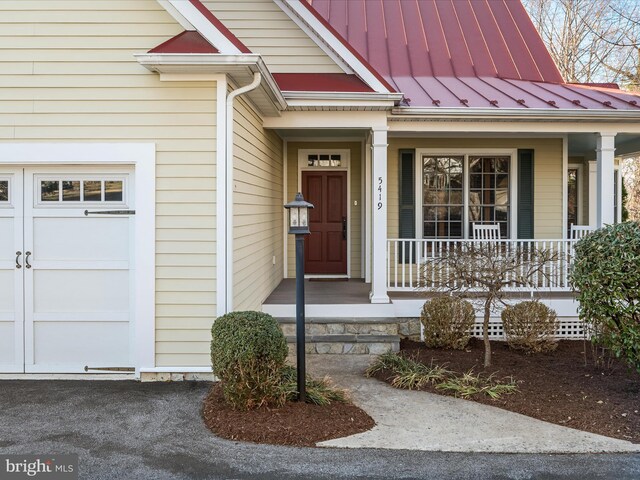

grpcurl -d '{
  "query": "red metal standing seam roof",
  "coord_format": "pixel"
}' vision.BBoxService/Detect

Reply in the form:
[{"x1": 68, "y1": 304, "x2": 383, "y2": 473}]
[
  {"x1": 148, "y1": 31, "x2": 219, "y2": 54},
  {"x1": 273, "y1": 73, "x2": 374, "y2": 92},
  {"x1": 305, "y1": 0, "x2": 640, "y2": 110}
]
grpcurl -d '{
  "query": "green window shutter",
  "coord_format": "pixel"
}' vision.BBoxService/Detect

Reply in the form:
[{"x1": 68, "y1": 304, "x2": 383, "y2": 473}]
[
  {"x1": 399, "y1": 150, "x2": 415, "y2": 262},
  {"x1": 517, "y1": 149, "x2": 534, "y2": 239}
]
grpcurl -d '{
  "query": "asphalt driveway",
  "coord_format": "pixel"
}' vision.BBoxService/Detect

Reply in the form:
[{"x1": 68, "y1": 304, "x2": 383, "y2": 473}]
[{"x1": 0, "y1": 380, "x2": 639, "y2": 480}]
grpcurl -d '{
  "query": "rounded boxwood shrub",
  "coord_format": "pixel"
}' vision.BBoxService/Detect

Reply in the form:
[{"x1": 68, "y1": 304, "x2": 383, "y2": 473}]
[
  {"x1": 211, "y1": 311, "x2": 288, "y2": 410},
  {"x1": 569, "y1": 221, "x2": 640, "y2": 372},
  {"x1": 421, "y1": 296, "x2": 475, "y2": 350},
  {"x1": 501, "y1": 301, "x2": 558, "y2": 353}
]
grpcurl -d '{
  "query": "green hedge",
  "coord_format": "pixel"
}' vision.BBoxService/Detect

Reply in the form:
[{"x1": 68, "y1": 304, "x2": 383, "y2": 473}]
[
  {"x1": 211, "y1": 311, "x2": 288, "y2": 409},
  {"x1": 569, "y1": 222, "x2": 640, "y2": 372}
]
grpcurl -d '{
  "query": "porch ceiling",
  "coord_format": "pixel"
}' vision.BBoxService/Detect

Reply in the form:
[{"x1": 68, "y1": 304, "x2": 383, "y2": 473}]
[{"x1": 569, "y1": 133, "x2": 640, "y2": 159}]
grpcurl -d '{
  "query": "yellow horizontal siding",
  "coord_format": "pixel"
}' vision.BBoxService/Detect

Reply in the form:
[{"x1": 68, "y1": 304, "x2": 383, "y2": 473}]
[
  {"x1": 387, "y1": 138, "x2": 564, "y2": 240},
  {"x1": 232, "y1": 91, "x2": 284, "y2": 311},
  {"x1": 204, "y1": 0, "x2": 343, "y2": 73},
  {"x1": 0, "y1": 2, "x2": 217, "y2": 368}
]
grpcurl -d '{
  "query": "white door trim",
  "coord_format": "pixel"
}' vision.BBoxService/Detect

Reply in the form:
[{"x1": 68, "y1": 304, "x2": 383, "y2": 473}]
[{"x1": 0, "y1": 143, "x2": 156, "y2": 378}]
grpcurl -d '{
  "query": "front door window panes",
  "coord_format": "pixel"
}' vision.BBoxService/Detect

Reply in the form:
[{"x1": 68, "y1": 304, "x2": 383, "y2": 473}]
[{"x1": 422, "y1": 156, "x2": 464, "y2": 238}]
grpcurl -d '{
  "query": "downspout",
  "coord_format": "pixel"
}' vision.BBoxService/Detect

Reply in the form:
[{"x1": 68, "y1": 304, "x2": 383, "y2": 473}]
[{"x1": 224, "y1": 72, "x2": 262, "y2": 313}]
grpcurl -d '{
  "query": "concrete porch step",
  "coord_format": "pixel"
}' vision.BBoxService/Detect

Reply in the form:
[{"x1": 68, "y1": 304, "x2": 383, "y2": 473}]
[{"x1": 278, "y1": 318, "x2": 401, "y2": 355}]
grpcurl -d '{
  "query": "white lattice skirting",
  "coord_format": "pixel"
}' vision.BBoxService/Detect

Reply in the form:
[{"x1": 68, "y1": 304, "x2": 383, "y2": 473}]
[{"x1": 470, "y1": 319, "x2": 586, "y2": 340}]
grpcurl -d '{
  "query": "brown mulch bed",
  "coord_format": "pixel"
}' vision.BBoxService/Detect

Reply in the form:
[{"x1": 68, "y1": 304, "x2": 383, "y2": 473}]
[
  {"x1": 372, "y1": 338, "x2": 640, "y2": 443},
  {"x1": 202, "y1": 383, "x2": 375, "y2": 447}
]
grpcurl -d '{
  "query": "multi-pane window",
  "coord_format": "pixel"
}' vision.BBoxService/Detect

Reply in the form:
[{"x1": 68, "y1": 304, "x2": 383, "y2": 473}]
[
  {"x1": 40, "y1": 179, "x2": 124, "y2": 203},
  {"x1": 307, "y1": 153, "x2": 342, "y2": 167},
  {"x1": 567, "y1": 168, "x2": 579, "y2": 236},
  {"x1": 422, "y1": 156, "x2": 464, "y2": 238},
  {"x1": 468, "y1": 156, "x2": 510, "y2": 238},
  {"x1": 421, "y1": 154, "x2": 511, "y2": 239}
]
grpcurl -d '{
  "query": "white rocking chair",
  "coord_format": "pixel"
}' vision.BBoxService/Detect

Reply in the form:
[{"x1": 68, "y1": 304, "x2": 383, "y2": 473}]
[
  {"x1": 472, "y1": 223, "x2": 501, "y2": 240},
  {"x1": 570, "y1": 224, "x2": 595, "y2": 240}
]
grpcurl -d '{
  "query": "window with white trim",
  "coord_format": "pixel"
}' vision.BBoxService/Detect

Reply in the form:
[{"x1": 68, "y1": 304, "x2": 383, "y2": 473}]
[
  {"x1": 420, "y1": 154, "x2": 512, "y2": 239},
  {"x1": 37, "y1": 177, "x2": 126, "y2": 205},
  {"x1": 307, "y1": 153, "x2": 342, "y2": 167}
]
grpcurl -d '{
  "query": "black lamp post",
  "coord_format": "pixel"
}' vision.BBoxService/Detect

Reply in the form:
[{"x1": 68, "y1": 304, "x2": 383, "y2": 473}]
[{"x1": 284, "y1": 192, "x2": 314, "y2": 402}]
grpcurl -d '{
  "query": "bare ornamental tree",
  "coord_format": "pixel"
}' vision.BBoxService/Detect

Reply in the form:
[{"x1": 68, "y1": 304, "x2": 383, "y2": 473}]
[{"x1": 420, "y1": 242, "x2": 560, "y2": 367}]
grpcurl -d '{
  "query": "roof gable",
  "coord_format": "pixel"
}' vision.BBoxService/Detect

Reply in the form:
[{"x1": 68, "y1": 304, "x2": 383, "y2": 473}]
[
  {"x1": 201, "y1": 0, "x2": 346, "y2": 75},
  {"x1": 148, "y1": 31, "x2": 219, "y2": 54}
]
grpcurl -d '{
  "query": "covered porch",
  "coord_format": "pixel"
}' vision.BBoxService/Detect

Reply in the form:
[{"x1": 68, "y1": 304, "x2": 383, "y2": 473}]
[{"x1": 263, "y1": 111, "x2": 640, "y2": 317}]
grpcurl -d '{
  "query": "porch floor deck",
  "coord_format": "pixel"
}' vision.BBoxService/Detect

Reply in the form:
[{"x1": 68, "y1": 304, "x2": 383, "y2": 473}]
[{"x1": 264, "y1": 279, "x2": 371, "y2": 305}]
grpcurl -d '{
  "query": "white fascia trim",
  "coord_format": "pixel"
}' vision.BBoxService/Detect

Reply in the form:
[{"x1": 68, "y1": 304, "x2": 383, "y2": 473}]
[
  {"x1": 284, "y1": 91, "x2": 403, "y2": 107},
  {"x1": 0, "y1": 143, "x2": 156, "y2": 378},
  {"x1": 156, "y1": 0, "x2": 193, "y2": 30},
  {"x1": 135, "y1": 53, "x2": 287, "y2": 111},
  {"x1": 277, "y1": 0, "x2": 392, "y2": 94},
  {"x1": 391, "y1": 107, "x2": 640, "y2": 121},
  {"x1": 162, "y1": 0, "x2": 243, "y2": 54}
]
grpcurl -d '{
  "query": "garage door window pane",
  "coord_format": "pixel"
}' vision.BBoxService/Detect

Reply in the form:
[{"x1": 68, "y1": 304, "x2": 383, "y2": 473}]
[
  {"x1": 41, "y1": 181, "x2": 60, "y2": 202},
  {"x1": 83, "y1": 181, "x2": 102, "y2": 201},
  {"x1": 105, "y1": 181, "x2": 123, "y2": 201},
  {"x1": 0, "y1": 181, "x2": 8, "y2": 202},
  {"x1": 62, "y1": 181, "x2": 81, "y2": 201}
]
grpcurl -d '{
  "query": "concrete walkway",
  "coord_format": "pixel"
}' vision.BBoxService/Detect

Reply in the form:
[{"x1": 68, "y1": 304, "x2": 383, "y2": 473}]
[{"x1": 307, "y1": 355, "x2": 640, "y2": 453}]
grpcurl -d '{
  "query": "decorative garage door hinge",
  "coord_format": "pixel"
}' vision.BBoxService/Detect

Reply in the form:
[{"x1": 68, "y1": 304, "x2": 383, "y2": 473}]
[
  {"x1": 84, "y1": 366, "x2": 135, "y2": 372},
  {"x1": 84, "y1": 210, "x2": 136, "y2": 216}
]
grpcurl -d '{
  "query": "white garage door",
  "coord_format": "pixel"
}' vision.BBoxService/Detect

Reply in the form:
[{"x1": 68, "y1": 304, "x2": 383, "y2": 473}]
[{"x1": 0, "y1": 166, "x2": 135, "y2": 373}]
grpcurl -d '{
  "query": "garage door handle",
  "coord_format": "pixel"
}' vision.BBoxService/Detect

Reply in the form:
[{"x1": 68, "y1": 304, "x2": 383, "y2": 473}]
[
  {"x1": 15, "y1": 251, "x2": 21, "y2": 269},
  {"x1": 84, "y1": 209, "x2": 135, "y2": 216},
  {"x1": 25, "y1": 251, "x2": 32, "y2": 269}
]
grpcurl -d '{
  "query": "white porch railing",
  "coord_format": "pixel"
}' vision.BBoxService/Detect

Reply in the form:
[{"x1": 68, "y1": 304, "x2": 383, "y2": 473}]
[{"x1": 387, "y1": 238, "x2": 577, "y2": 292}]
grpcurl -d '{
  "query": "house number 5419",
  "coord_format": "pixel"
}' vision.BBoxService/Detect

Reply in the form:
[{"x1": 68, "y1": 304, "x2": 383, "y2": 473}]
[{"x1": 377, "y1": 177, "x2": 383, "y2": 210}]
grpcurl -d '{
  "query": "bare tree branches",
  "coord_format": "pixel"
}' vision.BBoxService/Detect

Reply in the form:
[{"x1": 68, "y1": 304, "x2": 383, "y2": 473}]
[
  {"x1": 523, "y1": 0, "x2": 640, "y2": 88},
  {"x1": 420, "y1": 242, "x2": 559, "y2": 367}
]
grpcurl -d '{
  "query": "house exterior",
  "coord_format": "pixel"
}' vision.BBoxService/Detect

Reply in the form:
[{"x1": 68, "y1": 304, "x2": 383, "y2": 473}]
[{"x1": 0, "y1": 0, "x2": 637, "y2": 379}]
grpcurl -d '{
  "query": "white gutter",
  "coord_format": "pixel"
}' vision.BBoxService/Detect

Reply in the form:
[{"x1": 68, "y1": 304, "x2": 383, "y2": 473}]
[
  {"x1": 223, "y1": 72, "x2": 262, "y2": 313},
  {"x1": 134, "y1": 53, "x2": 287, "y2": 111},
  {"x1": 283, "y1": 91, "x2": 403, "y2": 103},
  {"x1": 390, "y1": 107, "x2": 640, "y2": 121}
]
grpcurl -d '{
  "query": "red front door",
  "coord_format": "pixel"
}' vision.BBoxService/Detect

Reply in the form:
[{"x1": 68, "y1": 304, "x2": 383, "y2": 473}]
[{"x1": 302, "y1": 171, "x2": 347, "y2": 274}]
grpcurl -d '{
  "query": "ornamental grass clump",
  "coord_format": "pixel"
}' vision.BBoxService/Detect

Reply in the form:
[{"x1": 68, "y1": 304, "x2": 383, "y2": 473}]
[
  {"x1": 211, "y1": 311, "x2": 288, "y2": 410},
  {"x1": 366, "y1": 352, "x2": 517, "y2": 399},
  {"x1": 501, "y1": 301, "x2": 558, "y2": 354},
  {"x1": 569, "y1": 222, "x2": 640, "y2": 373},
  {"x1": 420, "y1": 296, "x2": 475, "y2": 350}
]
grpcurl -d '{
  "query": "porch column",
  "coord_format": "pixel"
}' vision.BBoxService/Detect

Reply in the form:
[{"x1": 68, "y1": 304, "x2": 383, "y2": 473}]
[
  {"x1": 370, "y1": 126, "x2": 390, "y2": 303},
  {"x1": 596, "y1": 133, "x2": 616, "y2": 227},
  {"x1": 588, "y1": 161, "x2": 597, "y2": 227}
]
